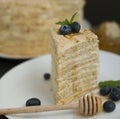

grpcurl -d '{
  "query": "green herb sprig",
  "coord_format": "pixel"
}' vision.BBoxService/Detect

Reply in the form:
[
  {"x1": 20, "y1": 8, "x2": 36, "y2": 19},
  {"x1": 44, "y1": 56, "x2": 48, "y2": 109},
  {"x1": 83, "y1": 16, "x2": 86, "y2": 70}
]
[
  {"x1": 56, "y1": 12, "x2": 77, "y2": 26},
  {"x1": 99, "y1": 80, "x2": 120, "y2": 88}
]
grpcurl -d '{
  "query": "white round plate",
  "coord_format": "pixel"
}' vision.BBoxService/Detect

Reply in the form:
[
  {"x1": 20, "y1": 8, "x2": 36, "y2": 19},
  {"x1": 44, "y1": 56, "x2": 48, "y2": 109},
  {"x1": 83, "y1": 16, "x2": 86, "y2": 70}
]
[{"x1": 0, "y1": 51, "x2": 120, "y2": 119}]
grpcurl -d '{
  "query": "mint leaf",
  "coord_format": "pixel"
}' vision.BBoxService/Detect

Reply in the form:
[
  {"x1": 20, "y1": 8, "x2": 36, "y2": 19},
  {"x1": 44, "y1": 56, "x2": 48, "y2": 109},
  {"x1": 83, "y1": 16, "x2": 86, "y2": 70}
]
[
  {"x1": 56, "y1": 21, "x2": 64, "y2": 25},
  {"x1": 56, "y1": 12, "x2": 78, "y2": 26},
  {"x1": 99, "y1": 80, "x2": 120, "y2": 88},
  {"x1": 56, "y1": 21, "x2": 66, "y2": 25},
  {"x1": 56, "y1": 19, "x2": 70, "y2": 26},
  {"x1": 70, "y1": 12, "x2": 77, "y2": 24},
  {"x1": 65, "y1": 19, "x2": 70, "y2": 24}
]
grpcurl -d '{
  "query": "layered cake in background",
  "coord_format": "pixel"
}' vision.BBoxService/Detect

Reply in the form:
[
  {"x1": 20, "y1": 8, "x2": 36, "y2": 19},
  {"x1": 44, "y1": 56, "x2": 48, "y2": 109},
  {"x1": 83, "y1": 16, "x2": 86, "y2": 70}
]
[
  {"x1": 51, "y1": 28, "x2": 99, "y2": 104},
  {"x1": 0, "y1": 0, "x2": 85, "y2": 58},
  {"x1": 0, "y1": 0, "x2": 56, "y2": 58},
  {"x1": 93, "y1": 22, "x2": 120, "y2": 54}
]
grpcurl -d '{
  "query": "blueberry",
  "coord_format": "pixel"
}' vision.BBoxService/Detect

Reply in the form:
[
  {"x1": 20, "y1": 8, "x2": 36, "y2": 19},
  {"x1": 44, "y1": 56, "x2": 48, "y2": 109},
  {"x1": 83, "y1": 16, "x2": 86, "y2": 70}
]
[
  {"x1": 113, "y1": 86, "x2": 120, "y2": 93},
  {"x1": 0, "y1": 115, "x2": 9, "y2": 119},
  {"x1": 110, "y1": 91, "x2": 120, "y2": 101},
  {"x1": 44, "y1": 73, "x2": 51, "y2": 80},
  {"x1": 103, "y1": 101, "x2": 116, "y2": 112},
  {"x1": 26, "y1": 98, "x2": 41, "y2": 106},
  {"x1": 71, "y1": 22, "x2": 81, "y2": 33},
  {"x1": 100, "y1": 86, "x2": 111, "y2": 96},
  {"x1": 59, "y1": 25, "x2": 72, "y2": 35}
]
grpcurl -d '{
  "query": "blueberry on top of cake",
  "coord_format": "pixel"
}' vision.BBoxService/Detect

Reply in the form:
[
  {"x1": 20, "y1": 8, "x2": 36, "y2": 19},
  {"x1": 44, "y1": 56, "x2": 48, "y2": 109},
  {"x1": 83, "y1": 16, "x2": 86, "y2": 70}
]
[{"x1": 56, "y1": 12, "x2": 81, "y2": 35}]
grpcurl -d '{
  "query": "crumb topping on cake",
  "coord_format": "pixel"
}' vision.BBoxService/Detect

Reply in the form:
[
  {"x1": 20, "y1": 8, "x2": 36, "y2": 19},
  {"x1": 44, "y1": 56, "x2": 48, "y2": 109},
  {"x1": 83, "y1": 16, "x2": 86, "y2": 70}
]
[{"x1": 52, "y1": 29, "x2": 98, "y2": 51}]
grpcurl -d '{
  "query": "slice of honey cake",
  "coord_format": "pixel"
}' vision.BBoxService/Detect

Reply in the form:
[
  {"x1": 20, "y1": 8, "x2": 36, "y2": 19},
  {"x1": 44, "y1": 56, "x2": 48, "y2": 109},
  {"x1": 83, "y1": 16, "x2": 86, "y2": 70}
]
[{"x1": 51, "y1": 16, "x2": 99, "y2": 104}]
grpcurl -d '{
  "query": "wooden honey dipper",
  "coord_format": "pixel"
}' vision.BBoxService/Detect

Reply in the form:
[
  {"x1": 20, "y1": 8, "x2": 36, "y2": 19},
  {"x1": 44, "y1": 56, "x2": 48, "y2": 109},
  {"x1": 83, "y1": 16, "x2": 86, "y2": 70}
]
[{"x1": 0, "y1": 94, "x2": 102, "y2": 116}]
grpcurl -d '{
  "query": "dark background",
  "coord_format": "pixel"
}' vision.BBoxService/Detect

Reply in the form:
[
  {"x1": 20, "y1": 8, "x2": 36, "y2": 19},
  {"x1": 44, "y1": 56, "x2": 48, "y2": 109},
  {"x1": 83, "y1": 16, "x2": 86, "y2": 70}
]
[
  {"x1": 84, "y1": 0, "x2": 120, "y2": 26},
  {"x1": 0, "y1": 0, "x2": 120, "y2": 78}
]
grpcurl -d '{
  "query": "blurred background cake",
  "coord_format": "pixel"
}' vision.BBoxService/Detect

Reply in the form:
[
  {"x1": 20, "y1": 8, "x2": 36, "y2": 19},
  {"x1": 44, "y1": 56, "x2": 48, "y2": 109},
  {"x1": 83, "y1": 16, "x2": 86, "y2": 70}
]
[
  {"x1": 84, "y1": 0, "x2": 120, "y2": 55},
  {"x1": 93, "y1": 22, "x2": 120, "y2": 54},
  {"x1": 0, "y1": 0, "x2": 85, "y2": 58}
]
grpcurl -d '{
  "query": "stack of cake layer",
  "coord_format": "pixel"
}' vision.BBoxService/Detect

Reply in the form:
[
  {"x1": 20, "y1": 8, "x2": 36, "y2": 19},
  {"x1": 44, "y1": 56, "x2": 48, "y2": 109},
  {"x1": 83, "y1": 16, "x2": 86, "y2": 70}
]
[
  {"x1": 51, "y1": 29, "x2": 99, "y2": 105},
  {"x1": 0, "y1": 0, "x2": 85, "y2": 58}
]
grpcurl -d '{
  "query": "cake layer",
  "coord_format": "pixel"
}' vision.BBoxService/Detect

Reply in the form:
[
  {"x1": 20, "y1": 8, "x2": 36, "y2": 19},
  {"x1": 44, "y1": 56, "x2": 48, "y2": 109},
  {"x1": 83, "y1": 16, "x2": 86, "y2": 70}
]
[
  {"x1": 52, "y1": 41, "x2": 98, "y2": 64},
  {"x1": 53, "y1": 51, "x2": 98, "y2": 70}
]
